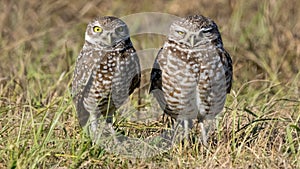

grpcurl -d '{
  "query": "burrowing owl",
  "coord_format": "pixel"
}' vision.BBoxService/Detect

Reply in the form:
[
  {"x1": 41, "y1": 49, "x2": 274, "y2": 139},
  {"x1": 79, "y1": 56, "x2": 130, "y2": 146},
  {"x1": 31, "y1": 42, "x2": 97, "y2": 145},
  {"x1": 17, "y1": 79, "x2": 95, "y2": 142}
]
[
  {"x1": 149, "y1": 15, "x2": 232, "y2": 145},
  {"x1": 72, "y1": 16, "x2": 141, "y2": 142}
]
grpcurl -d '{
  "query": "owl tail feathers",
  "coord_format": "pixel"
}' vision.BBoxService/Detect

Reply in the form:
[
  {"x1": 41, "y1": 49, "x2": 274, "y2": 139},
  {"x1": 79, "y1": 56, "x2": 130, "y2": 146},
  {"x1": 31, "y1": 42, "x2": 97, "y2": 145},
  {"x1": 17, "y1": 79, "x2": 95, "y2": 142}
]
[
  {"x1": 150, "y1": 89, "x2": 168, "y2": 111},
  {"x1": 73, "y1": 98, "x2": 90, "y2": 128}
]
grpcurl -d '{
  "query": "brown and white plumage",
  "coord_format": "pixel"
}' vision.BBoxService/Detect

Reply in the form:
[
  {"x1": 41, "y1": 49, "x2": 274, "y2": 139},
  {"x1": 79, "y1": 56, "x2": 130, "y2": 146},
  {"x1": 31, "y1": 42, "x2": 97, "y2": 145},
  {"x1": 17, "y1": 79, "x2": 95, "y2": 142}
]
[
  {"x1": 72, "y1": 16, "x2": 140, "y2": 141},
  {"x1": 150, "y1": 15, "x2": 232, "y2": 145}
]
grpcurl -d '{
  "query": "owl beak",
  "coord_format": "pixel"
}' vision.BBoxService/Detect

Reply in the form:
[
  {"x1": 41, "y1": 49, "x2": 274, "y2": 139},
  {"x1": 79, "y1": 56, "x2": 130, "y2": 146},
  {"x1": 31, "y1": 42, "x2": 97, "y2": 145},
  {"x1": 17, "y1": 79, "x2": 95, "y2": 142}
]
[
  {"x1": 190, "y1": 35, "x2": 195, "y2": 47},
  {"x1": 107, "y1": 34, "x2": 112, "y2": 45}
]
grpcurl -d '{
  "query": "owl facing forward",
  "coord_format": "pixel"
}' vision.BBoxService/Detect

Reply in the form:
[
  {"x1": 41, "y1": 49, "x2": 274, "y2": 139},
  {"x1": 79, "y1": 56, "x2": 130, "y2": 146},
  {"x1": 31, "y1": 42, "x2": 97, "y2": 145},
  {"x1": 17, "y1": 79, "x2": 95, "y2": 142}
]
[
  {"x1": 72, "y1": 16, "x2": 141, "y2": 141},
  {"x1": 150, "y1": 15, "x2": 232, "y2": 145}
]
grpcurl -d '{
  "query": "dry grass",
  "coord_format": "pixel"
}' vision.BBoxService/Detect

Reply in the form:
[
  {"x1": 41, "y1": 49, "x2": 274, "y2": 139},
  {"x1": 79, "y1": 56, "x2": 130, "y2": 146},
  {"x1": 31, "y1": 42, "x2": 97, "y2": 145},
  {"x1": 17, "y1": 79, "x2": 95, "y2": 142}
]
[{"x1": 0, "y1": 0, "x2": 300, "y2": 168}]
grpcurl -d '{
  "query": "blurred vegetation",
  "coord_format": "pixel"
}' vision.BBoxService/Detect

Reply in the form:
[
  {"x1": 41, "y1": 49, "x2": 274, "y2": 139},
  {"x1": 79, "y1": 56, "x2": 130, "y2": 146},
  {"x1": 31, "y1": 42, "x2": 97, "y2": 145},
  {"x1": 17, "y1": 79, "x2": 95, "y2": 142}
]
[{"x1": 0, "y1": 0, "x2": 299, "y2": 168}]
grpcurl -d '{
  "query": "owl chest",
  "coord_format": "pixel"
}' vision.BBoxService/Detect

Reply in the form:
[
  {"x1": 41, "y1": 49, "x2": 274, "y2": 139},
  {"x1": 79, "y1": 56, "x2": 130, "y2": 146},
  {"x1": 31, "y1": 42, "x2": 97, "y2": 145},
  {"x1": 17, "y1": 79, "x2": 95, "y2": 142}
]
[
  {"x1": 159, "y1": 50, "x2": 226, "y2": 112},
  {"x1": 160, "y1": 53, "x2": 199, "y2": 88},
  {"x1": 91, "y1": 55, "x2": 116, "y2": 91},
  {"x1": 91, "y1": 51, "x2": 135, "y2": 95}
]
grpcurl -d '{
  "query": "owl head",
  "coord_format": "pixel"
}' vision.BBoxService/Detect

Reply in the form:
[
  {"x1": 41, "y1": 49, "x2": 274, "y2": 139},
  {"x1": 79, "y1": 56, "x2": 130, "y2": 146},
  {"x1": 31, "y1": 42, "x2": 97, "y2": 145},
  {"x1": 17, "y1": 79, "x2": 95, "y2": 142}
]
[
  {"x1": 168, "y1": 15, "x2": 222, "y2": 48},
  {"x1": 85, "y1": 16, "x2": 130, "y2": 47}
]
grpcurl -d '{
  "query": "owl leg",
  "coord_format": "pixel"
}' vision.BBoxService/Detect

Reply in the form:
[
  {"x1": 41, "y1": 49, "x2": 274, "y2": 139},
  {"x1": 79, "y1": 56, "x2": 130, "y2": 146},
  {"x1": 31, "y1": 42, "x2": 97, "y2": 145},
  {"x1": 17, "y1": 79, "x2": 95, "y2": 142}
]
[
  {"x1": 182, "y1": 119, "x2": 192, "y2": 139},
  {"x1": 106, "y1": 122, "x2": 118, "y2": 143},
  {"x1": 171, "y1": 119, "x2": 192, "y2": 144},
  {"x1": 105, "y1": 114, "x2": 119, "y2": 144},
  {"x1": 199, "y1": 121, "x2": 208, "y2": 146},
  {"x1": 171, "y1": 120, "x2": 180, "y2": 144},
  {"x1": 88, "y1": 113, "x2": 100, "y2": 144},
  {"x1": 88, "y1": 111, "x2": 119, "y2": 145}
]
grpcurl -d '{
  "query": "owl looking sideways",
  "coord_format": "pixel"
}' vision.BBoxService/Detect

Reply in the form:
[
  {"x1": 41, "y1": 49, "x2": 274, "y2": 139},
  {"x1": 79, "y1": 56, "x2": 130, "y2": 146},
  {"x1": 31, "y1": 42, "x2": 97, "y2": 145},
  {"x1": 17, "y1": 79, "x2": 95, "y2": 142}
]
[
  {"x1": 71, "y1": 16, "x2": 141, "y2": 142},
  {"x1": 150, "y1": 15, "x2": 233, "y2": 146}
]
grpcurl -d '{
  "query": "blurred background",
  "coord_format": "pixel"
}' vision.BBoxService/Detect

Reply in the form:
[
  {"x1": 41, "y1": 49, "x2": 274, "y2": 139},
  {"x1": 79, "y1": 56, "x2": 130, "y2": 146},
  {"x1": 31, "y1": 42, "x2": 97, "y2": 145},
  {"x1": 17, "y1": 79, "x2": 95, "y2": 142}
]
[
  {"x1": 1, "y1": 0, "x2": 299, "y2": 98},
  {"x1": 0, "y1": 0, "x2": 300, "y2": 168}
]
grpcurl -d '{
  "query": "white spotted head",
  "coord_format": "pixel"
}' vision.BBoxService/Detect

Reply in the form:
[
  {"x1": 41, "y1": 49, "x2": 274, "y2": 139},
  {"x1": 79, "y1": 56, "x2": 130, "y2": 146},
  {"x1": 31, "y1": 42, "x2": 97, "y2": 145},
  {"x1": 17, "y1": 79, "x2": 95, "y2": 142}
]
[
  {"x1": 168, "y1": 15, "x2": 222, "y2": 48},
  {"x1": 85, "y1": 16, "x2": 130, "y2": 47}
]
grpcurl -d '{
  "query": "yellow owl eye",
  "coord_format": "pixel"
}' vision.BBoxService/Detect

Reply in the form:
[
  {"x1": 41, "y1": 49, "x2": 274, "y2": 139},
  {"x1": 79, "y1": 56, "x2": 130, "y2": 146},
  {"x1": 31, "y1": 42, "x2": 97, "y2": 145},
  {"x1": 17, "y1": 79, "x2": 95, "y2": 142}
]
[
  {"x1": 116, "y1": 26, "x2": 124, "y2": 32},
  {"x1": 176, "y1": 30, "x2": 185, "y2": 35},
  {"x1": 93, "y1": 26, "x2": 102, "y2": 33}
]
